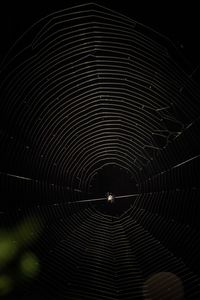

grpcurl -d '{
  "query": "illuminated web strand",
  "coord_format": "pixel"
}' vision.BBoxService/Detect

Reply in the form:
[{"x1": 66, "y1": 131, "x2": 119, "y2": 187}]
[
  {"x1": 172, "y1": 154, "x2": 200, "y2": 169},
  {"x1": 68, "y1": 193, "x2": 140, "y2": 204}
]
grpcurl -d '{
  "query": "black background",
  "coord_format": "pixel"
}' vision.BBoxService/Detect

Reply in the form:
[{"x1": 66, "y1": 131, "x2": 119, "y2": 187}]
[{"x1": 0, "y1": 2, "x2": 200, "y2": 299}]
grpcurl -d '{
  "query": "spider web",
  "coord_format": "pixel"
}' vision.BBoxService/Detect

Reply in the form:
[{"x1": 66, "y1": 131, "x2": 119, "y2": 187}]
[{"x1": 0, "y1": 3, "x2": 200, "y2": 300}]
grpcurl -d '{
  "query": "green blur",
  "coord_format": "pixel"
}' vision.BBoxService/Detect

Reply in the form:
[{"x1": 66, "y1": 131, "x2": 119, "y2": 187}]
[
  {"x1": 20, "y1": 252, "x2": 39, "y2": 278},
  {"x1": 0, "y1": 233, "x2": 17, "y2": 268},
  {"x1": 0, "y1": 216, "x2": 42, "y2": 296},
  {"x1": 0, "y1": 275, "x2": 13, "y2": 296}
]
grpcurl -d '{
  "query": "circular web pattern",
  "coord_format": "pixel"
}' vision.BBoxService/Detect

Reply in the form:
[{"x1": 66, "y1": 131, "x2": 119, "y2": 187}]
[{"x1": 0, "y1": 3, "x2": 200, "y2": 300}]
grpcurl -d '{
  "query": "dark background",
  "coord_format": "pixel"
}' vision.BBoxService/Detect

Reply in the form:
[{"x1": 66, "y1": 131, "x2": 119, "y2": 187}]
[
  {"x1": 0, "y1": 1, "x2": 200, "y2": 70},
  {"x1": 0, "y1": 2, "x2": 200, "y2": 299}
]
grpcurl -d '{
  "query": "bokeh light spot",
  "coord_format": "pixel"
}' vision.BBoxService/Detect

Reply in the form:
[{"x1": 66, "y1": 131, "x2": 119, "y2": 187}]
[
  {"x1": 145, "y1": 272, "x2": 184, "y2": 300},
  {"x1": 19, "y1": 252, "x2": 40, "y2": 279},
  {"x1": 0, "y1": 232, "x2": 18, "y2": 268},
  {"x1": 0, "y1": 275, "x2": 13, "y2": 296}
]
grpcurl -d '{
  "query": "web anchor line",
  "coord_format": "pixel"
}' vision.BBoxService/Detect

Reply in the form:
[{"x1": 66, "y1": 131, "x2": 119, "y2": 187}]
[{"x1": 68, "y1": 193, "x2": 140, "y2": 204}]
